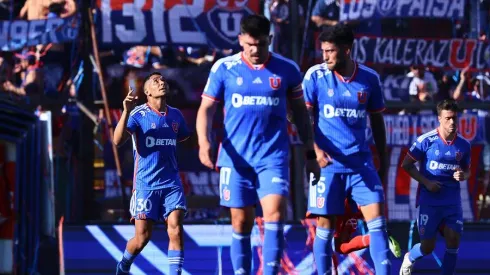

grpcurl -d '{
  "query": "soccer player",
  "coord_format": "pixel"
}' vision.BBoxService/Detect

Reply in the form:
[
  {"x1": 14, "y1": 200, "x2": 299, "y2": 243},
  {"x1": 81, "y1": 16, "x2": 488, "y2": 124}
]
[
  {"x1": 113, "y1": 72, "x2": 191, "y2": 275},
  {"x1": 303, "y1": 24, "x2": 392, "y2": 274},
  {"x1": 196, "y1": 14, "x2": 320, "y2": 275},
  {"x1": 399, "y1": 99, "x2": 471, "y2": 275}
]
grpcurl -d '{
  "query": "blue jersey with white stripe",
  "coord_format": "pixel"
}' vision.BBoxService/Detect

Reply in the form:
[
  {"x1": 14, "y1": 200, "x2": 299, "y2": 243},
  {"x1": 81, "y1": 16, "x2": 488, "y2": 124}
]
[
  {"x1": 408, "y1": 129, "x2": 471, "y2": 206},
  {"x1": 202, "y1": 52, "x2": 303, "y2": 168},
  {"x1": 303, "y1": 63, "x2": 385, "y2": 172},
  {"x1": 127, "y1": 104, "x2": 190, "y2": 190}
]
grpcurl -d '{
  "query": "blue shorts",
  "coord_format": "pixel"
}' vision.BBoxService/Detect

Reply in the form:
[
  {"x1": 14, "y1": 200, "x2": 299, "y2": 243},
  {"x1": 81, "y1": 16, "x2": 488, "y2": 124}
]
[
  {"x1": 130, "y1": 184, "x2": 187, "y2": 222},
  {"x1": 417, "y1": 204, "x2": 463, "y2": 240},
  {"x1": 307, "y1": 168, "x2": 384, "y2": 216},
  {"x1": 219, "y1": 164, "x2": 289, "y2": 208}
]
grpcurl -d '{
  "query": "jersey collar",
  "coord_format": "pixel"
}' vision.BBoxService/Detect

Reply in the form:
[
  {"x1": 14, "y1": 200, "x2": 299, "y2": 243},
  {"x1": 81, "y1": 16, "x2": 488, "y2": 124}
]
[
  {"x1": 334, "y1": 61, "x2": 358, "y2": 83},
  {"x1": 241, "y1": 52, "x2": 271, "y2": 70},
  {"x1": 437, "y1": 128, "x2": 456, "y2": 145},
  {"x1": 146, "y1": 103, "x2": 167, "y2": 116}
]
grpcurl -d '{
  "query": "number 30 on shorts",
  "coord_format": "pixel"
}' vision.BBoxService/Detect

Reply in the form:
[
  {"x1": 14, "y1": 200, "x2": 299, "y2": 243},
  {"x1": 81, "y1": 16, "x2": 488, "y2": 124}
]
[{"x1": 130, "y1": 195, "x2": 153, "y2": 213}]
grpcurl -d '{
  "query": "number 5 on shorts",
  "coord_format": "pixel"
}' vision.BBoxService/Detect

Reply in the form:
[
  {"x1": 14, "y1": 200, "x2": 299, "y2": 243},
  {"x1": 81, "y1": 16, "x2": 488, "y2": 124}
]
[{"x1": 309, "y1": 174, "x2": 325, "y2": 208}]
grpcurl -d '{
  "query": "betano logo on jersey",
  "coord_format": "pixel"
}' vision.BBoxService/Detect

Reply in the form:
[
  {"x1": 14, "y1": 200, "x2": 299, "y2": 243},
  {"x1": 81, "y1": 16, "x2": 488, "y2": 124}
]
[
  {"x1": 231, "y1": 93, "x2": 280, "y2": 108},
  {"x1": 323, "y1": 104, "x2": 366, "y2": 119},
  {"x1": 145, "y1": 136, "x2": 177, "y2": 148},
  {"x1": 428, "y1": 160, "x2": 460, "y2": 171}
]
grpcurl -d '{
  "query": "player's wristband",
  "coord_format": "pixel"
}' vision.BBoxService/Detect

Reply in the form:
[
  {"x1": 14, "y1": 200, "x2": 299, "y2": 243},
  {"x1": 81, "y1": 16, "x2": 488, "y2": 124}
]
[{"x1": 306, "y1": 150, "x2": 317, "y2": 160}]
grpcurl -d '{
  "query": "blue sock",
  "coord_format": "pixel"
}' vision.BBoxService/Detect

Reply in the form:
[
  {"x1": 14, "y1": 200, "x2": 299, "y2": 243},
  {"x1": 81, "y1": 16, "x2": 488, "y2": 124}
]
[
  {"x1": 367, "y1": 217, "x2": 391, "y2": 275},
  {"x1": 442, "y1": 248, "x2": 458, "y2": 275},
  {"x1": 263, "y1": 222, "x2": 284, "y2": 275},
  {"x1": 313, "y1": 226, "x2": 333, "y2": 275},
  {"x1": 117, "y1": 250, "x2": 137, "y2": 274},
  {"x1": 408, "y1": 243, "x2": 427, "y2": 262},
  {"x1": 168, "y1": 250, "x2": 184, "y2": 275},
  {"x1": 230, "y1": 231, "x2": 252, "y2": 275}
]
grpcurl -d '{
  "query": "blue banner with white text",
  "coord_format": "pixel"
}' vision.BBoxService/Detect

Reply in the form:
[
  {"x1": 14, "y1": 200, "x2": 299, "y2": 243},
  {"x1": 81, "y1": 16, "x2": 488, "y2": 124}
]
[
  {"x1": 0, "y1": 15, "x2": 79, "y2": 51},
  {"x1": 95, "y1": 0, "x2": 260, "y2": 49},
  {"x1": 367, "y1": 114, "x2": 486, "y2": 146},
  {"x1": 339, "y1": 0, "x2": 465, "y2": 22},
  {"x1": 352, "y1": 36, "x2": 490, "y2": 71}
]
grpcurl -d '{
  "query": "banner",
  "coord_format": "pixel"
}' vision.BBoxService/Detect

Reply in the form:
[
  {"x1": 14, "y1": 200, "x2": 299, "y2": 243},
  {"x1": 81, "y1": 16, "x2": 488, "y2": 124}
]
[
  {"x1": 352, "y1": 36, "x2": 490, "y2": 70},
  {"x1": 340, "y1": 0, "x2": 465, "y2": 22},
  {"x1": 367, "y1": 114, "x2": 484, "y2": 146},
  {"x1": 96, "y1": 0, "x2": 260, "y2": 49},
  {"x1": 0, "y1": 15, "x2": 79, "y2": 51},
  {"x1": 380, "y1": 74, "x2": 412, "y2": 101}
]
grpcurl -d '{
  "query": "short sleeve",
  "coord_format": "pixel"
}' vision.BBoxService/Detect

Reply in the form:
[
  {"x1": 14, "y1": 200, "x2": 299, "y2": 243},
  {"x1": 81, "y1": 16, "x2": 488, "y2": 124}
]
[
  {"x1": 302, "y1": 68, "x2": 318, "y2": 108},
  {"x1": 288, "y1": 64, "x2": 304, "y2": 99},
  {"x1": 407, "y1": 138, "x2": 426, "y2": 161},
  {"x1": 126, "y1": 114, "x2": 138, "y2": 134},
  {"x1": 367, "y1": 73, "x2": 386, "y2": 113},
  {"x1": 202, "y1": 59, "x2": 225, "y2": 102},
  {"x1": 177, "y1": 111, "x2": 190, "y2": 142}
]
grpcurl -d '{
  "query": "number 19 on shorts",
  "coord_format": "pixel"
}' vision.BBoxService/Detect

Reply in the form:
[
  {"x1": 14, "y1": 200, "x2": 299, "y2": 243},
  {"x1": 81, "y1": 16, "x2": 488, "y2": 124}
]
[{"x1": 309, "y1": 173, "x2": 326, "y2": 208}]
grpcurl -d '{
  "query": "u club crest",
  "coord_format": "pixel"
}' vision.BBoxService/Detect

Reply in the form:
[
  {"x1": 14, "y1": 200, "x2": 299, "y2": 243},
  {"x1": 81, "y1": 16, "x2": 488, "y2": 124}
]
[
  {"x1": 206, "y1": 0, "x2": 256, "y2": 45},
  {"x1": 172, "y1": 121, "x2": 179, "y2": 133}
]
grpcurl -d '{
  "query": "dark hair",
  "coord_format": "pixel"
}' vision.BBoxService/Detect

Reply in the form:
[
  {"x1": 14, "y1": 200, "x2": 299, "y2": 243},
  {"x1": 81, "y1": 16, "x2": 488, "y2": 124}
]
[
  {"x1": 48, "y1": 1, "x2": 65, "y2": 15},
  {"x1": 437, "y1": 99, "x2": 459, "y2": 115},
  {"x1": 240, "y1": 14, "x2": 270, "y2": 38},
  {"x1": 143, "y1": 72, "x2": 167, "y2": 94},
  {"x1": 318, "y1": 24, "x2": 355, "y2": 47},
  {"x1": 143, "y1": 72, "x2": 164, "y2": 86}
]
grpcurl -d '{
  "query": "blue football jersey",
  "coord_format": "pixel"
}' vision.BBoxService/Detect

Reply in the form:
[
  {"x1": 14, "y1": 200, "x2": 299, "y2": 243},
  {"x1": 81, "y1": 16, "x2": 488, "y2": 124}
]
[
  {"x1": 408, "y1": 129, "x2": 471, "y2": 206},
  {"x1": 202, "y1": 52, "x2": 303, "y2": 168},
  {"x1": 303, "y1": 63, "x2": 385, "y2": 172},
  {"x1": 127, "y1": 104, "x2": 190, "y2": 190}
]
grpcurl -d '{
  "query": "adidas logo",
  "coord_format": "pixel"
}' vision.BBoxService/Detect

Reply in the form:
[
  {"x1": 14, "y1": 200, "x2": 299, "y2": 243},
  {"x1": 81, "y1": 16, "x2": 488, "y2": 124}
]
[
  {"x1": 343, "y1": 90, "x2": 351, "y2": 97},
  {"x1": 381, "y1": 259, "x2": 392, "y2": 265},
  {"x1": 445, "y1": 151, "x2": 451, "y2": 156},
  {"x1": 253, "y1": 77, "x2": 262, "y2": 84},
  {"x1": 235, "y1": 268, "x2": 246, "y2": 274},
  {"x1": 162, "y1": 123, "x2": 169, "y2": 128}
]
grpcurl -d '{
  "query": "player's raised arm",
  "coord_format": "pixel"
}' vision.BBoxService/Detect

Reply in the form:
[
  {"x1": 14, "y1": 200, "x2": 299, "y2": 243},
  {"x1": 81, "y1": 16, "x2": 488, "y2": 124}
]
[{"x1": 113, "y1": 87, "x2": 138, "y2": 147}]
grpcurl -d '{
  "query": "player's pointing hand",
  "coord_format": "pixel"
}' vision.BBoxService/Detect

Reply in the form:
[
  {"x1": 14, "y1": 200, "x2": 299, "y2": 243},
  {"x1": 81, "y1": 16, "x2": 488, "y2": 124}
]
[{"x1": 123, "y1": 86, "x2": 138, "y2": 112}]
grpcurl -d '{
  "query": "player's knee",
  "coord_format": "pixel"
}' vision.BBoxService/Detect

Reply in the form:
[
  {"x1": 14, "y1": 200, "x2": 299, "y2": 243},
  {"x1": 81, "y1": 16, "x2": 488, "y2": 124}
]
[
  {"x1": 445, "y1": 233, "x2": 460, "y2": 248},
  {"x1": 231, "y1": 215, "x2": 254, "y2": 234},
  {"x1": 134, "y1": 231, "x2": 152, "y2": 250},
  {"x1": 262, "y1": 209, "x2": 283, "y2": 223},
  {"x1": 167, "y1": 223, "x2": 183, "y2": 241},
  {"x1": 420, "y1": 240, "x2": 436, "y2": 254},
  {"x1": 317, "y1": 215, "x2": 336, "y2": 229},
  {"x1": 360, "y1": 203, "x2": 385, "y2": 222}
]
